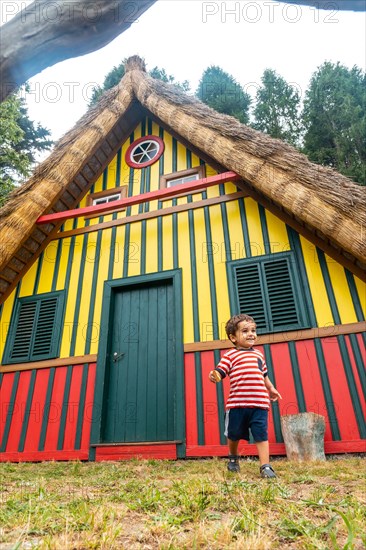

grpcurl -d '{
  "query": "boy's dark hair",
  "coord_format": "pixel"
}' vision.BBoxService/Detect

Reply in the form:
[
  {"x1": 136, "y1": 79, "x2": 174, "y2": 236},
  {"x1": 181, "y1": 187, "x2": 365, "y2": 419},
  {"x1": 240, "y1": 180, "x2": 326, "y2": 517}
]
[{"x1": 225, "y1": 314, "x2": 255, "y2": 338}]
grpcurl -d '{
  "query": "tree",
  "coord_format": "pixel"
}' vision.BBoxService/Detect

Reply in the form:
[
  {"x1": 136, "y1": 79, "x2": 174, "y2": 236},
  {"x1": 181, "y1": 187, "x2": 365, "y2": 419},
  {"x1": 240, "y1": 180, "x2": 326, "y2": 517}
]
[
  {"x1": 0, "y1": 89, "x2": 53, "y2": 206},
  {"x1": 89, "y1": 62, "x2": 190, "y2": 105},
  {"x1": 302, "y1": 62, "x2": 365, "y2": 185},
  {"x1": 253, "y1": 69, "x2": 302, "y2": 147},
  {"x1": 196, "y1": 66, "x2": 251, "y2": 124}
]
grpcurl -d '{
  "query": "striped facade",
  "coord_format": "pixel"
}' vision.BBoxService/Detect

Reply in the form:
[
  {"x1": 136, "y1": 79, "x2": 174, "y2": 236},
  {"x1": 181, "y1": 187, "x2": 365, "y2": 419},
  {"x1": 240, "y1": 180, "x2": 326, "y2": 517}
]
[{"x1": 0, "y1": 117, "x2": 365, "y2": 461}]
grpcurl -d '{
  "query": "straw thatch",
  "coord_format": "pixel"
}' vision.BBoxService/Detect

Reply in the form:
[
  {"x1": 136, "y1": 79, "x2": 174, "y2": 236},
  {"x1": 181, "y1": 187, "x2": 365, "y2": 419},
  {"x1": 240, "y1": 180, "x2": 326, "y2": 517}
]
[{"x1": 0, "y1": 55, "x2": 365, "y2": 302}]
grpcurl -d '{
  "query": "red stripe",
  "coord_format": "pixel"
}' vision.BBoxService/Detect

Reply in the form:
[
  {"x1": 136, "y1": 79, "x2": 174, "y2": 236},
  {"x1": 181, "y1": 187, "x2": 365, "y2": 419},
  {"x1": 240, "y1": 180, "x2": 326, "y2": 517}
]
[
  {"x1": 43, "y1": 366, "x2": 68, "y2": 451},
  {"x1": 269, "y1": 343, "x2": 299, "y2": 417},
  {"x1": 255, "y1": 345, "x2": 276, "y2": 443},
  {"x1": 80, "y1": 363, "x2": 97, "y2": 451},
  {"x1": 201, "y1": 351, "x2": 220, "y2": 445},
  {"x1": 345, "y1": 335, "x2": 366, "y2": 414},
  {"x1": 6, "y1": 371, "x2": 32, "y2": 452},
  {"x1": 295, "y1": 340, "x2": 333, "y2": 441},
  {"x1": 186, "y1": 442, "x2": 287, "y2": 457},
  {"x1": 37, "y1": 172, "x2": 240, "y2": 224},
  {"x1": 0, "y1": 372, "x2": 15, "y2": 445},
  {"x1": 62, "y1": 365, "x2": 83, "y2": 450},
  {"x1": 321, "y1": 337, "x2": 359, "y2": 440},
  {"x1": 184, "y1": 353, "x2": 198, "y2": 447},
  {"x1": 23, "y1": 369, "x2": 50, "y2": 452}
]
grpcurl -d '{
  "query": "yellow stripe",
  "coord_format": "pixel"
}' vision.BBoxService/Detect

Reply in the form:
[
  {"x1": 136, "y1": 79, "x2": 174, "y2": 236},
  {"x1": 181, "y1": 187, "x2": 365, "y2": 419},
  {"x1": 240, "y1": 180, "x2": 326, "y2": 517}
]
[
  {"x1": 145, "y1": 219, "x2": 158, "y2": 274},
  {"x1": 127, "y1": 223, "x2": 142, "y2": 277},
  {"x1": 59, "y1": 234, "x2": 83, "y2": 357},
  {"x1": 56, "y1": 237, "x2": 72, "y2": 291},
  {"x1": 0, "y1": 288, "x2": 17, "y2": 360},
  {"x1": 193, "y1": 209, "x2": 213, "y2": 341},
  {"x1": 326, "y1": 256, "x2": 358, "y2": 324},
  {"x1": 265, "y1": 210, "x2": 290, "y2": 254},
  {"x1": 163, "y1": 133, "x2": 173, "y2": 174},
  {"x1": 112, "y1": 225, "x2": 126, "y2": 280},
  {"x1": 354, "y1": 276, "x2": 366, "y2": 317},
  {"x1": 244, "y1": 197, "x2": 265, "y2": 257},
  {"x1": 89, "y1": 229, "x2": 113, "y2": 355},
  {"x1": 177, "y1": 212, "x2": 194, "y2": 343},
  {"x1": 162, "y1": 215, "x2": 174, "y2": 271},
  {"x1": 299, "y1": 236, "x2": 333, "y2": 326},
  {"x1": 226, "y1": 200, "x2": 247, "y2": 260},
  {"x1": 18, "y1": 261, "x2": 38, "y2": 297},
  {"x1": 208, "y1": 204, "x2": 231, "y2": 337},
  {"x1": 36, "y1": 242, "x2": 58, "y2": 294}
]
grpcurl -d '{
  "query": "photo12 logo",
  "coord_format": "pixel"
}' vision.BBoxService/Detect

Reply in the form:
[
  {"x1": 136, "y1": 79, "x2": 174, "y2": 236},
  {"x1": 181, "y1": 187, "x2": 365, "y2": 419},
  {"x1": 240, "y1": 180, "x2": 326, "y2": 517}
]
[{"x1": 202, "y1": 1, "x2": 339, "y2": 24}]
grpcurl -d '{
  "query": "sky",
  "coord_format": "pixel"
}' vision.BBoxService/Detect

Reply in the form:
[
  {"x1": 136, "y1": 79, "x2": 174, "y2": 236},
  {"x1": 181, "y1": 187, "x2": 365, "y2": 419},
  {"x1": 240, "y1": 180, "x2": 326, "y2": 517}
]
[{"x1": 2, "y1": 0, "x2": 366, "y2": 144}]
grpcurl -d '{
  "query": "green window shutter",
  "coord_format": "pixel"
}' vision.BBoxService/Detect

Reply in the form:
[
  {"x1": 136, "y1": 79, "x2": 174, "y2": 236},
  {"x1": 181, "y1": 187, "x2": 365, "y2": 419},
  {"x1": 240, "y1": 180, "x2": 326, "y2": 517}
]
[
  {"x1": 230, "y1": 253, "x2": 308, "y2": 334},
  {"x1": 3, "y1": 292, "x2": 65, "y2": 364},
  {"x1": 235, "y1": 263, "x2": 268, "y2": 331}
]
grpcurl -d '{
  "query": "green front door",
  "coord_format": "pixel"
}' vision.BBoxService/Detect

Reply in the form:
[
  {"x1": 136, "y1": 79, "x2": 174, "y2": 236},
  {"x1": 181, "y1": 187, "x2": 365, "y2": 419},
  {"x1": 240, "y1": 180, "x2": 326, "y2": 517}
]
[{"x1": 102, "y1": 279, "x2": 178, "y2": 443}]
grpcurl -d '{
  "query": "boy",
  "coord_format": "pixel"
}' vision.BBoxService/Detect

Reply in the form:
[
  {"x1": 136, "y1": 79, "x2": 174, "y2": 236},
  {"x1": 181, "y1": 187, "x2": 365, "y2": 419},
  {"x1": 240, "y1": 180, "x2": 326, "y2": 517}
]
[{"x1": 209, "y1": 314, "x2": 282, "y2": 477}]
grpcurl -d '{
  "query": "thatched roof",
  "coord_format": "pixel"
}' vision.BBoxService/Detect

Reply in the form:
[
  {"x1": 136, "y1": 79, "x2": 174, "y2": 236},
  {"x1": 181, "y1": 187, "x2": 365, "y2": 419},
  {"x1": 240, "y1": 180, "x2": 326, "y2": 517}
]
[{"x1": 0, "y1": 55, "x2": 365, "y2": 302}]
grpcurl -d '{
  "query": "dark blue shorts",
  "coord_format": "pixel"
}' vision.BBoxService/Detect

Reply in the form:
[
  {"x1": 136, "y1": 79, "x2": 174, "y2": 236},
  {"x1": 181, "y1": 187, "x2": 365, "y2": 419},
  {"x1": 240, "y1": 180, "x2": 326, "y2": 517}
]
[{"x1": 224, "y1": 408, "x2": 268, "y2": 442}]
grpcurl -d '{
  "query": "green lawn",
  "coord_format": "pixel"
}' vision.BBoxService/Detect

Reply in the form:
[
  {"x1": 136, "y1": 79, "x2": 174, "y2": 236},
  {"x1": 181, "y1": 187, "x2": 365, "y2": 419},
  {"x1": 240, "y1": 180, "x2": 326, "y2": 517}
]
[{"x1": 1, "y1": 456, "x2": 365, "y2": 549}]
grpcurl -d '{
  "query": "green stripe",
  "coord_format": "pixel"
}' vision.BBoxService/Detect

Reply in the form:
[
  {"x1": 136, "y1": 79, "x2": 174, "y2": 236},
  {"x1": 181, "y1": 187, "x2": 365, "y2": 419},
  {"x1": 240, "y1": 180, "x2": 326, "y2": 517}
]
[
  {"x1": 84, "y1": 230, "x2": 103, "y2": 354},
  {"x1": 259, "y1": 205, "x2": 271, "y2": 255},
  {"x1": 108, "y1": 226, "x2": 117, "y2": 280},
  {"x1": 123, "y1": 224, "x2": 131, "y2": 278},
  {"x1": 214, "y1": 349, "x2": 226, "y2": 445},
  {"x1": 126, "y1": 133, "x2": 135, "y2": 217},
  {"x1": 115, "y1": 148, "x2": 122, "y2": 187},
  {"x1": 219, "y1": 184, "x2": 232, "y2": 262},
  {"x1": 138, "y1": 168, "x2": 145, "y2": 214},
  {"x1": 186, "y1": 149, "x2": 192, "y2": 169},
  {"x1": 337, "y1": 335, "x2": 366, "y2": 438},
  {"x1": 33, "y1": 252, "x2": 44, "y2": 294},
  {"x1": 314, "y1": 339, "x2": 341, "y2": 440},
  {"x1": 74, "y1": 363, "x2": 89, "y2": 449},
  {"x1": 0, "y1": 371, "x2": 20, "y2": 451},
  {"x1": 195, "y1": 352, "x2": 205, "y2": 445},
  {"x1": 317, "y1": 248, "x2": 340, "y2": 324},
  {"x1": 18, "y1": 369, "x2": 37, "y2": 452},
  {"x1": 69, "y1": 233, "x2": 90, "y2": 356},
  {"x1": 349, "y1": 333, "x2": 366, "y2": 402},
  {"x1": 51, "y1": 239, "x2": 63, "y2": 291},
  {"x1": 203, "y1": 198, "x2": 219, "y2": 339},
  {"x1": 157, "y1": 127, "x2": 164, "y2": 271},
  {"x1": 144, "y1": 166, "x2": 151, "y2": 212},
  {"x1": 188, "y1": 210, "x2": 200, "y2": 342},
  {"x1": 287, "y1": 228, "x2": 317, "y2": 326},
  {"x1": 102, "y1": 167, "x2": 108, "y2": 191},
  {"x1": 288, "y1": 342, "x2": 306, "y2": 412},
  {"x1": 141, "y1": 118, "x2": 146, "y2": 136},
  {"x1": 38, "y1": 367, "x2": 55, "y2": 450},
  {"x1": 57, "y1": 365, "x2": 73, "y2": 450},
  {"x1": 140, "y1": 221, "x2": 146, "y2": 275},
  {"x1": 147, "y1": 118, "x2": 152, "y2": 135},
  {"x1": 345, "y1": 270, "x2": 365, "y2": 321},
  {"x1": 238, "y1": 197, "x2": 251, "y2": 258},
  {"x1": 263, "y1": 344, "x2": 283, "y2": 443}
]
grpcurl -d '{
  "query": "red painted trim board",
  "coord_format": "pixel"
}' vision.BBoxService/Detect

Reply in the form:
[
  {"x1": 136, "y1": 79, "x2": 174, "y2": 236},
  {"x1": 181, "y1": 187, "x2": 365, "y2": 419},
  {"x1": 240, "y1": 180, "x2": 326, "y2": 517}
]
[
  {"x1": 62, "y1": 364, "x2": 83, "y2": 450},
  {"x1": 37, "y1": 172, "x2": 240, "y2": 224},
  {"x1": 43, "y1": 366, "x2": 68, "y2": 451},
  {"x1": 80, "y1": 363, "x2": 96, "y2": 451},
  {"x1": 0, "y1": 450, "x2": 89, "y2": 462},
  {"x1": 23, "y1": 369, "x2": 50, "y2": 452},
  {"x1": 95, "y1": 444, "x2": 177, "y2": 461}
]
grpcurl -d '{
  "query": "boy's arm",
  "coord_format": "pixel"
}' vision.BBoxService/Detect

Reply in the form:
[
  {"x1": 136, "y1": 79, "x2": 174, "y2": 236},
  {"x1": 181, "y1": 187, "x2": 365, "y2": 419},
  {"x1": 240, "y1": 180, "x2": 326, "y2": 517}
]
[{"x1": 264, "y1": 376, "x2": 282, "y2": 401}]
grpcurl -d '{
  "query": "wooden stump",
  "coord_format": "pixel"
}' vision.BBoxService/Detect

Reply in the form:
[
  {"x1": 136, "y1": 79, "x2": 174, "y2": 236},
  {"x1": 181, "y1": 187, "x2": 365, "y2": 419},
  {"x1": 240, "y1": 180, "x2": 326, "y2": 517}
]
[{"x1": 280, "y1": 412, "x2": 326, "y2": 461}]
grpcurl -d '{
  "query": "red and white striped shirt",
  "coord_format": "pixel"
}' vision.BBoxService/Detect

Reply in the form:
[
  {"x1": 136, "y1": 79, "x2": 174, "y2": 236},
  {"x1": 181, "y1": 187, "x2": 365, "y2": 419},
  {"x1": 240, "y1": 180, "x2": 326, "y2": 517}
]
[{"x1": 216, "y1": 347, "x2": 270, "y2": 410}]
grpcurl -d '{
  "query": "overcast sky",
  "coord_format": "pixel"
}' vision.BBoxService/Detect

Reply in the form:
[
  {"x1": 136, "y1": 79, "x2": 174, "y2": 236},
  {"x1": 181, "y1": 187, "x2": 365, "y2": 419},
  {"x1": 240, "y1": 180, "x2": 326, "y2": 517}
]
[{"x1": 2, "y1": 1, "x2": 366, "y2": 142}]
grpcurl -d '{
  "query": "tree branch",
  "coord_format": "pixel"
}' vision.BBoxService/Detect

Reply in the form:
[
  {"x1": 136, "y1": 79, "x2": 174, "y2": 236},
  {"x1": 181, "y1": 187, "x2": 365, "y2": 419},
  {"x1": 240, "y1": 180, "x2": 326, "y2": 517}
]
[{"x1": 0, "y1": 0, "x2": 157, "y2": 102}]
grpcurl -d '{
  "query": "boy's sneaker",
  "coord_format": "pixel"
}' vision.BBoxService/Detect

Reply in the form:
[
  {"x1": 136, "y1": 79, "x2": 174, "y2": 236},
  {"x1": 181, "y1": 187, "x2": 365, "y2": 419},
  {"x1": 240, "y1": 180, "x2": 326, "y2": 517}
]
[
  {"x1": 260, "y1": 464, "x2": 277, "y2": 478},
  {"x1": 227, "y1": 455, "x2": 240, "y2": 473}
]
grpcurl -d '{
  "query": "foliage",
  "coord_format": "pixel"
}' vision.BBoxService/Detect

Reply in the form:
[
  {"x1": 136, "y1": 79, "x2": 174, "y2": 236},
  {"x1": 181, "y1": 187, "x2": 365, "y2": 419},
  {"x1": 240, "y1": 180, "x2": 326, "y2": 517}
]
[
  {"x1": 0, "y1": 87, "x2": 53, "y2": 207},
  {"x1": 89, "y1": 62, "x2": 190, "y2": 105},
  {"x1": 196, "y1": 65, "x2": 251, "y2": 123},
  {"x1": 0, "y1": 457, "x2": 364, "y2": 548},
  {"x1": 302, "y1": 62, "x2": 366, "y2": 185},
  {"x1": 253, "y1": 69, "x2": 302, "y2": 147}
]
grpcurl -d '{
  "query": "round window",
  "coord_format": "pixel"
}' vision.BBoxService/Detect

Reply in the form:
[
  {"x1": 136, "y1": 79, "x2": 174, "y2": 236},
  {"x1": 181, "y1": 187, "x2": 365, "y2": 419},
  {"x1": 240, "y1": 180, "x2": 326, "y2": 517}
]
[{"x1": 125, "y1": 135, "x2": 164, "y2": 168}]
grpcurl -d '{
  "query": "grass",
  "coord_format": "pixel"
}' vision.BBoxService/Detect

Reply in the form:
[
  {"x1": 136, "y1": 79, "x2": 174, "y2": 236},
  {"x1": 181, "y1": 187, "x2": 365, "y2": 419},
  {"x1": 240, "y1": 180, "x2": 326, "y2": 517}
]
[{"x1": 0, "y1": 456, "x2": 365, "y2": 549}]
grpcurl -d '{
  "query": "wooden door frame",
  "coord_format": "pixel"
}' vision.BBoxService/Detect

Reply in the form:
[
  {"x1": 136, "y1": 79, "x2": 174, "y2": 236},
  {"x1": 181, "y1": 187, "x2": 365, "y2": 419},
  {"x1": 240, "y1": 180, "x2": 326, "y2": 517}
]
[{"x1": 89, "y1": 269, "x2": 186, "y2": 458}]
